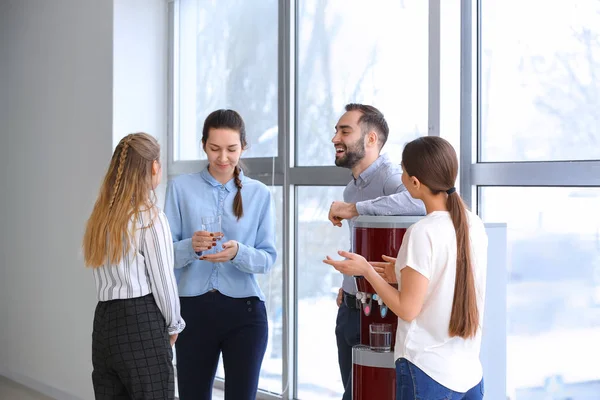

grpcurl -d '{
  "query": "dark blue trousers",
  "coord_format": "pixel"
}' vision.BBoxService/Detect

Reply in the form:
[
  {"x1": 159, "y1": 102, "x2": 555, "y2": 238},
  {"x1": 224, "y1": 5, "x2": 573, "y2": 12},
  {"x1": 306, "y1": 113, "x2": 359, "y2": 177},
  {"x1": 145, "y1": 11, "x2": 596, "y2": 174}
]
[
  {"x1": 175, "y1": 291, "x2": 268, "y2": 400},
  {"x1": 335, "y1": 300, "x2": 361, "y2": 400}
]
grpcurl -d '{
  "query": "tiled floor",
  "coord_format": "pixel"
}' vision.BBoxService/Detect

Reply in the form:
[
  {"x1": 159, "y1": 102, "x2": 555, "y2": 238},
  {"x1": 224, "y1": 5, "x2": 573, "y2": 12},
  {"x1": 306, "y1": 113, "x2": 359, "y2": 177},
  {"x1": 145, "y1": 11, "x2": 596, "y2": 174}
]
[{"x1": 0, "y1": 376, "x2": 225, "y2": 400}]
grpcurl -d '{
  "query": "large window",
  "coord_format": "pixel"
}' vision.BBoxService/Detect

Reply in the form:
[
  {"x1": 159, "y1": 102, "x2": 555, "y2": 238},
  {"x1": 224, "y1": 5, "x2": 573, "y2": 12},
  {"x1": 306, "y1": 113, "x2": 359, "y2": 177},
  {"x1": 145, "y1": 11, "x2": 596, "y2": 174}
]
[
  {"x1": 296, "y1": 186, "x2": 348, "y2": 399},
  {"x1": 475, "y1": 1, "x2": 600, "y2": 399},
  {"x1": 480, "y1": 187, "x2": 600, "y2": 398},
  {"x1": 296, "y1": 0, "x2": 428, "y2": 166},
  {"x1": 175, "y1": 0, "x2": 278, "y2": 161},
  {"x1": 256, "y1": 186, "x2": 284, "y2": 394},
  {"x1": 169, "y1": 0, "x2": 600, "y2": 399},
  {"x1": 480, "y1": 0, "x2": 600, "y2": 162},
  {"x1": 169, "y1": 0, "x2": 470, "y2": 398}
]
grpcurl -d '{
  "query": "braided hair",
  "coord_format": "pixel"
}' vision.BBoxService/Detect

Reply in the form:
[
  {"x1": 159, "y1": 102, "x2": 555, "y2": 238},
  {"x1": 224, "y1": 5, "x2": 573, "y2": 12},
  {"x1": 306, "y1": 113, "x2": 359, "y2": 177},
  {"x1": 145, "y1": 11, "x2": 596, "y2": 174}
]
[{"x1": 83, "y1": 133, "x2": 160, "y2": 267}]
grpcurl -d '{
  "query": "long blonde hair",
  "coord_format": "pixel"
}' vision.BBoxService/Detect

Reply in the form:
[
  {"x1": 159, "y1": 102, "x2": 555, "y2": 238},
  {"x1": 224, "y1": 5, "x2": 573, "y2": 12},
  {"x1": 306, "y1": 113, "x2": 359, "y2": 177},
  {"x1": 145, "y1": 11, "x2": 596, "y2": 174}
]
[{"x1": 83, "y1": 133, "x2": 160, "y2": 267}]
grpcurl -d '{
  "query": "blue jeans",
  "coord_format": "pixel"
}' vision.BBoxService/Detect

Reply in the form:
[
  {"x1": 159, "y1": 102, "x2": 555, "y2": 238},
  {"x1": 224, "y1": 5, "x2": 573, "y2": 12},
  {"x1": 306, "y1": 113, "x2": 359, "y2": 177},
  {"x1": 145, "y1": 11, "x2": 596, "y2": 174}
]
[{"x1": 395, "y1": 358, "x2": 484, "y2": 400}]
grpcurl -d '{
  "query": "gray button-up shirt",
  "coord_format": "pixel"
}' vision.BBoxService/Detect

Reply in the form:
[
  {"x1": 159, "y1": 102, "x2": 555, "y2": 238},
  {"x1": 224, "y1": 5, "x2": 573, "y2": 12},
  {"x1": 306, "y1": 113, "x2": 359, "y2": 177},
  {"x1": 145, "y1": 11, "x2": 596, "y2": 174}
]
[{"x1": 341, "y1": 153, "x2": 426, "y2": 294}]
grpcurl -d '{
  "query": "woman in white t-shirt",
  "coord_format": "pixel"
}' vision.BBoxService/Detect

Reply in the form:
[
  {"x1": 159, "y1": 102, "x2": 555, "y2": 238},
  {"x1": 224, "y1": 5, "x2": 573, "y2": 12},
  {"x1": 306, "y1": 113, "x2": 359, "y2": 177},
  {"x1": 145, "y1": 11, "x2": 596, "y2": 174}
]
[{"x1": 324, "y1": 136, "x2": 488, "y2": 399}]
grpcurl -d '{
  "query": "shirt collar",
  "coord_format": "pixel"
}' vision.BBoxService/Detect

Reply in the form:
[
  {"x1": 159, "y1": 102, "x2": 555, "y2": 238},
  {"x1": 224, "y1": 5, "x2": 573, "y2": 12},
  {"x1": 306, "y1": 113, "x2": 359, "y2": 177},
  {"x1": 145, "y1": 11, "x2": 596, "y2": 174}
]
[
  {"x1": 200, "y1": 167, "x2": 244, "y2": 192},
  {"x1": 354, "y1": 153, "x2": 390, "y2": 185}
]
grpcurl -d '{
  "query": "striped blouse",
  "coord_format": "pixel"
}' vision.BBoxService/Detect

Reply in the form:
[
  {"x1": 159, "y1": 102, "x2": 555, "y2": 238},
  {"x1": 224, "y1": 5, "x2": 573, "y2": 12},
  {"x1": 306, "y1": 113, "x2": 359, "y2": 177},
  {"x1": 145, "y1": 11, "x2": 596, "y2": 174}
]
[{"x1": 92, "y1": 208, "x2": 185, "y2": 334}]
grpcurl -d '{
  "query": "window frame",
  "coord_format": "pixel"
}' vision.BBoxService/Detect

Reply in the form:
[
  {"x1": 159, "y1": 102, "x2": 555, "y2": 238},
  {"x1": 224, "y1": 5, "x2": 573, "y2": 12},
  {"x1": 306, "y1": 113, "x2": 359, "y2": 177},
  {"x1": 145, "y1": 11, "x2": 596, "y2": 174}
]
[{"x1": 161, "y1": 0, "x2": 580, "y2": 398}]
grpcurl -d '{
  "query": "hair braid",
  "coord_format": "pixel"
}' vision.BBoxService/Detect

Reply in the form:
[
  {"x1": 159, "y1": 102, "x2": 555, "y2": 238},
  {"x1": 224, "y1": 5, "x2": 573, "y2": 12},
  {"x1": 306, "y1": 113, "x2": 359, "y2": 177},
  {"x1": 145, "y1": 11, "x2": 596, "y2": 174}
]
[
  {"x1": 108, "y1": 137, "x2": 131, "y2": 210},
  {"x1": 232, "y1": 165, "x2": 244, "y2": 219}
]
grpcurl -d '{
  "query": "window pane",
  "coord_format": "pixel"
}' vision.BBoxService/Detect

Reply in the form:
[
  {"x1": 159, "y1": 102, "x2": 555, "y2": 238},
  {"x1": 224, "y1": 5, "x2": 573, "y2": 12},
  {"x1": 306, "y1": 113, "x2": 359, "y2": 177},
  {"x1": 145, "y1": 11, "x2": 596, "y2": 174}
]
[
  {"x1": 256, "y1": 186, "x2": 283, "y2": 394},
  {"x1": 297, "y1": 186, "x2": 349, "y2": 399},
  {"x1": 480, "y1": 187, "x2": 600, "y2": 399},
  {"x1": 215, "y1": 186, "x2": 283, "y2": 394},
  {"x1": 296, "y1": 0, "x2": 428, "y2": 166},
  {"x1": 481, "y1": 1, "x2": 600, "y2": 161},
  {"x1": 176, "y1": 0, "x2": 278, "y2": 161}
]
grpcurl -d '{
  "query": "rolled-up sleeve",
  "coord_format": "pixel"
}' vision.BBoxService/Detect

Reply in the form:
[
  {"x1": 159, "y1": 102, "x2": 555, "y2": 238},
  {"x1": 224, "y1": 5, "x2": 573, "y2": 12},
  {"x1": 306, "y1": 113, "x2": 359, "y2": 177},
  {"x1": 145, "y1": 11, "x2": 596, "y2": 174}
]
[{"x1": 356, "y1": 173, "x2": 425, "y2": 216}]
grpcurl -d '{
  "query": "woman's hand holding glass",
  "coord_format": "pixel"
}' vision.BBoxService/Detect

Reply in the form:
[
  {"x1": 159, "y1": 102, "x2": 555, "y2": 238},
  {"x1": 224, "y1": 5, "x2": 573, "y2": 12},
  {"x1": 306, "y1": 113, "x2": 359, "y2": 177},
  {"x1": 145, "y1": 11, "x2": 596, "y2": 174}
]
[{"x1": 192, "y1": 230, "x2": 222, "y2": 253}]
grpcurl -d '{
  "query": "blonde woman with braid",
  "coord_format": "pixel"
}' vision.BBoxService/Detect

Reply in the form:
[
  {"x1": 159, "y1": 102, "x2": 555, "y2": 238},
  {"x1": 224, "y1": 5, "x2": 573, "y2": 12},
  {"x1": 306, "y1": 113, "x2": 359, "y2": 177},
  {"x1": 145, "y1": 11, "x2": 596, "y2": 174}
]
[
  {"x1": 83, "y1": 133, "x2": 185, "y2": 400},
  {"x1": 325, "y1": 137, "x2": 487, "y2": 399},
  {"x1": 164, "y1": 109, "x2": 276, "y2": 400}
]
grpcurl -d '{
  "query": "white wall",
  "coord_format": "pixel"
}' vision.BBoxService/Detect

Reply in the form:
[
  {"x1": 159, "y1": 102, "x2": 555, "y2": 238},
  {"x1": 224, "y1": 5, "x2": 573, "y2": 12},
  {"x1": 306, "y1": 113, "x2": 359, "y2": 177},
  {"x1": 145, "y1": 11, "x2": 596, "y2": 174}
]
[
  {"x1": 0, "y1": 0, "x2": 169, "y2": 399},
  {"x1": 0, "y1": 0, "x2": 113, "y2": 398}
]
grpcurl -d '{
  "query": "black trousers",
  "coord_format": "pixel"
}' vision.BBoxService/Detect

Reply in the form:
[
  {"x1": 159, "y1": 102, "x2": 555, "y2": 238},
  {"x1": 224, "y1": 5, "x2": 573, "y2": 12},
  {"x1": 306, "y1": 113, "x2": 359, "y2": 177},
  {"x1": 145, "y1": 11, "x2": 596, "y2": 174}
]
[
  {"x1": 335, "y1": 294, "x2": 361, "y2": 400},
  {"x1": 176, "y1": 291, "x2": 268, "y2": 400},
  {"x1": 92, "y1": 294, "x2": 174, "y2": 400}
]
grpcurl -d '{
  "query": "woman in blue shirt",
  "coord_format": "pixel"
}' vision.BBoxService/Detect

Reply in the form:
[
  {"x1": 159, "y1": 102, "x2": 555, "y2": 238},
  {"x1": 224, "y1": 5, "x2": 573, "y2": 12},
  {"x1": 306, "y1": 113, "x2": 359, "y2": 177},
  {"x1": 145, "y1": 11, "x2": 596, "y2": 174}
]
[{"x1": 164, "y1": 109, "x2": 277, "y2": 400}]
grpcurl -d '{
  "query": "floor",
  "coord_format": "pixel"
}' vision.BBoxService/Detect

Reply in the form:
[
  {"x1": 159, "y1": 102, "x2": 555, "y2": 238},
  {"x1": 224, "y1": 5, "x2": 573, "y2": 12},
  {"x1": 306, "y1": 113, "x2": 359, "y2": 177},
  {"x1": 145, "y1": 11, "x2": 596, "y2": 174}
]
[
  {"x1": 0, "y1": 376, "x2": 225, "y2": 400},
  {"x1": 0, "y1": 376, "x2": 54, "y2": 400}
]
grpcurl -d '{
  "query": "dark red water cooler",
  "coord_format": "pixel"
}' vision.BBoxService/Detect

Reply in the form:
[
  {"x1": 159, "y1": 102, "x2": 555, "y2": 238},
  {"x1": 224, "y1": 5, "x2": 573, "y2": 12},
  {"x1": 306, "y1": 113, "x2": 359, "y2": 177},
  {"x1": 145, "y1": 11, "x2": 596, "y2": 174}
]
[{"x1": 351, "y1": 216, "x2": 422, "y2": 400}]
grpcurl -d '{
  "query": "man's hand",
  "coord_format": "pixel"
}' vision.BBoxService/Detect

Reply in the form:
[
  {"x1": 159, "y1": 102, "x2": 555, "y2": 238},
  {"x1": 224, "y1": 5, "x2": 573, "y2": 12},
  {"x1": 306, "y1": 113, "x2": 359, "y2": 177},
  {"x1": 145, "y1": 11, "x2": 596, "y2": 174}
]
[
  {"x1": 328, "y1": 201, "x2": 359, "y2": 227},
  {"x1": 336, "y1": 287, "x2": 343, "y2": 307},
  {"x1": 170, "y1": 333, "x2": 178, "y2": 346}
]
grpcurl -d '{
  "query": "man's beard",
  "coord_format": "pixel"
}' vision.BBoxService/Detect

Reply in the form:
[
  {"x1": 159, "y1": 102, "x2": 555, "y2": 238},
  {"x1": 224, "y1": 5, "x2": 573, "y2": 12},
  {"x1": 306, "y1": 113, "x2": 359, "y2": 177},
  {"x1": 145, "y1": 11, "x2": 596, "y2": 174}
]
[{"x1": 334, "y1": 139, "x2": 366, "y2": 169}]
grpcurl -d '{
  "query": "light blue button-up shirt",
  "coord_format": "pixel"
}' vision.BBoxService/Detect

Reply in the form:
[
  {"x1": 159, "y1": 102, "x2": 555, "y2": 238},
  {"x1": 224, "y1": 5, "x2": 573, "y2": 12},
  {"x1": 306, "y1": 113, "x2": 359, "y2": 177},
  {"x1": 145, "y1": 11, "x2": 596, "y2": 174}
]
[{"x1": 164, "y1": 168, "x2": 276, "y2": 301}]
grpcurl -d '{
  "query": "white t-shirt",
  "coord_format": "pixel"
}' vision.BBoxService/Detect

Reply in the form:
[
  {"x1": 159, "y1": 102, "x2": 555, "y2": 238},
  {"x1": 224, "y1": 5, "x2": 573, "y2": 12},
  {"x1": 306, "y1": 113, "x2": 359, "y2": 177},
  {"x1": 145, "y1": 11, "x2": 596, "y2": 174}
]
[{"x1": 394, "y1": 210, "x2": 488, "y2": 392}]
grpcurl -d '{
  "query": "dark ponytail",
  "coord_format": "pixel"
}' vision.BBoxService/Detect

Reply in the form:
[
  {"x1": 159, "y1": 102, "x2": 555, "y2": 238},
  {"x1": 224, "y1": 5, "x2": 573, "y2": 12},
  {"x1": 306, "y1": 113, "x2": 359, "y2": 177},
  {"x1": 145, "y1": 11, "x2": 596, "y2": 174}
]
[
  {"x1": 446, "y1": 191, "x2": 478, "y2": 338},
  {"x1": 402, "y1": 136, "x2": 479, "y2": 339}
]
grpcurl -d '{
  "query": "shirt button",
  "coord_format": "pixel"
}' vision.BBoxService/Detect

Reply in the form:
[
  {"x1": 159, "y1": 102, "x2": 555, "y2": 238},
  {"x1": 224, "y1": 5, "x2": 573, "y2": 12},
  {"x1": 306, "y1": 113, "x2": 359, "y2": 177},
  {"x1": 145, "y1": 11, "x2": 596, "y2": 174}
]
[{"x1": 246, "y1": 300, "x2": 251, "y2": 305}]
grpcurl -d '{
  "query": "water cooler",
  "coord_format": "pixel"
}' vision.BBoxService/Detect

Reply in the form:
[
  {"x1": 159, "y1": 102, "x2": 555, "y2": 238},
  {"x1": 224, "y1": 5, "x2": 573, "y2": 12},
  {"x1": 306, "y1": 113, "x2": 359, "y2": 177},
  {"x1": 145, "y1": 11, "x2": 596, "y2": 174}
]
[{"x1": 351, "y1": 215, "x2": 422, "y2": 400}]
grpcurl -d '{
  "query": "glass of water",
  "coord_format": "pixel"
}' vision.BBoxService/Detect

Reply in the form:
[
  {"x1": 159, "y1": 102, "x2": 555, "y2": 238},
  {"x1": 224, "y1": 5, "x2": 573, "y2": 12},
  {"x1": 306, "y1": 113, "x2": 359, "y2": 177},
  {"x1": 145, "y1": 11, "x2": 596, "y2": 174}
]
[
  {"x1": 201, "y1": 215, "x2": 222, "y2": 255},
  {"x1": 369, "y1": 323, "x2": 392, "y2": 352}
]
